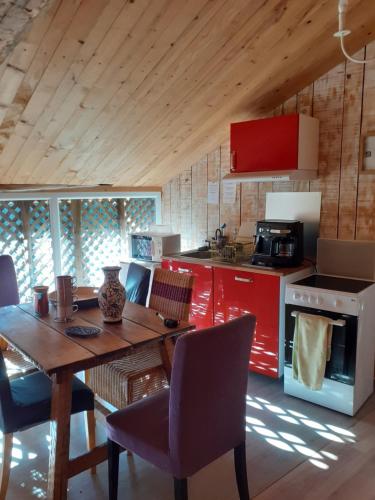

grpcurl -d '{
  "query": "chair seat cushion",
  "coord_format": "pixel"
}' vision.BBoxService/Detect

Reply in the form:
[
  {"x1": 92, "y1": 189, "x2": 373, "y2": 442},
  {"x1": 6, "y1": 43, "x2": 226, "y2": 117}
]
[
  {"x1": 6, "y1": 372, "x2": 94, "y2": 433},
  {"x1": 107, "y1": 389, "x2": 171, "y2": 474}
]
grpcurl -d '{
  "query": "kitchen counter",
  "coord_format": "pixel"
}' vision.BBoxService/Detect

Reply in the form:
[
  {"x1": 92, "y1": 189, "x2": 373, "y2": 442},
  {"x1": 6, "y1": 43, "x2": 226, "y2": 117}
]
[{"x1": 165, "y1": 252, "x2": 313, "y2": 277}]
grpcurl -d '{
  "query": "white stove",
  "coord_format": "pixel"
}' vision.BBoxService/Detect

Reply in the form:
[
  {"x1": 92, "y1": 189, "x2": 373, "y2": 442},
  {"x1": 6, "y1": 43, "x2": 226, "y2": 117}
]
[{"x1": 284, "y1": 240, "x2": 375, "y2": 415}]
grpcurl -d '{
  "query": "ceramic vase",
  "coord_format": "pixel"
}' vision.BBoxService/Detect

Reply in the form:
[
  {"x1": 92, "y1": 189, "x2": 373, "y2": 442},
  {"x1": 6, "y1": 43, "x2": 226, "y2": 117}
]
[{"x1": 98, "y1": 266, "x2": 126, "y2": 323}]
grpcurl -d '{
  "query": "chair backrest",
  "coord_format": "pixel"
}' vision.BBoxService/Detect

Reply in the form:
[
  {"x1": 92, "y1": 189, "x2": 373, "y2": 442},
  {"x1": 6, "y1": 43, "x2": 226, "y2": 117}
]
[
  {"x1": 168, "y1": 314, "x2": 256, "y2": 478},
  {"x1": 149, "y1": 268, "x2": 194, "y2": 321},
  {"x1": 0, "y1": 255, "x2": 19, "y2": 307},
  {"x1": 125, "y1": 263, "x2": 151, "y2": 306}
]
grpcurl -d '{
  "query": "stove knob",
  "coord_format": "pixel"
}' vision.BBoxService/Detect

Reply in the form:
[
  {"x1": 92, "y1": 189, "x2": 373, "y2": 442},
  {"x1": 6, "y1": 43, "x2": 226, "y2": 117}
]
[
  {"x1": 334, "y1": 299, "x2": 342, "y2": 308},
  {"x1": 308, "y1": 295, "x2": 314, "y2": 304},
  {"x1": 316, "y1": 296, "x2": 323, "y2": 306},
  {"x1": 301, "y1": 294, "x2": 308, "y2": 303},
  {"x1": 293, "y1": 292, "x2": 301, "y2": 301}
]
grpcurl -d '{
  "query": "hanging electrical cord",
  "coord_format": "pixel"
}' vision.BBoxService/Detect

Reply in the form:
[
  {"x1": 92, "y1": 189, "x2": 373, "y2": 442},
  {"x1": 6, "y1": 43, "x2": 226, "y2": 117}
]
[{"x1": 333, "y1": 0, "x2": 375, "y2": 64}]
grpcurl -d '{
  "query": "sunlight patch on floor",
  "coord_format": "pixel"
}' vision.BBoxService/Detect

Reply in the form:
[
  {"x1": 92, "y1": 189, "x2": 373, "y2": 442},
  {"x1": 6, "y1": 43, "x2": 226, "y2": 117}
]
[{"x1": 245, "y1": 394, "x2": 357, "y2": 471}]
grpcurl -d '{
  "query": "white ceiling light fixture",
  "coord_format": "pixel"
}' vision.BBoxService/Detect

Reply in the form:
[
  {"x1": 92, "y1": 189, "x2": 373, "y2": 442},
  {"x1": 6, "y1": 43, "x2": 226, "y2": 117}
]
[{"x1": 333, "y1": 0, "x2": 375, "y2": 64}]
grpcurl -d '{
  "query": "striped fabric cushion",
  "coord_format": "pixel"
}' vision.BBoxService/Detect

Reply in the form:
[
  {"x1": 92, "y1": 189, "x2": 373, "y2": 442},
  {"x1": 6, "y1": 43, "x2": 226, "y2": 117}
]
[{"x1": 149, "y1": 268, "x2": 194, "y2": 321}]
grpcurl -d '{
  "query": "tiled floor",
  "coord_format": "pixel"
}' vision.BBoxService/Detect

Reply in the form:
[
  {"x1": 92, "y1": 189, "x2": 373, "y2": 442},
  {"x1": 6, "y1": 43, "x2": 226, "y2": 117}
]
[{"x1": 5, "y1": 373, "x2": 375, "y2": 499}]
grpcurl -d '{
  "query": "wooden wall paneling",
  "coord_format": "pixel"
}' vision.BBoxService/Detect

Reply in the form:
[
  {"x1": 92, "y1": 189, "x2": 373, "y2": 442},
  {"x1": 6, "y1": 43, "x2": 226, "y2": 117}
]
[
  {"x1": 191, "y1": 157, "x2": 208, "y2": 249},
  {"x1": 338, "y1": 50, "x2": 365, "y2": 239},
  {"x1": 161, "y1": 181, "x2": 171, "y2": 228},
  {"x1": 64, "y1": 0, "x2": 222, "y2": 185},
  {"x1": 170, "y1": 175, "x2": 181, "y2": 237},
  {"x1": 40, "y1": 0, "x2": 196, "y2": 184},
  {"x1": 90, "y1": 0, "x2": 267, "y2": 185},
  {"x1": 295, "y1": 83, "x2": 314, "y2": 191},
  {"x1": 122, "y1": 0, "x2": 349, "y2": 187},
  {"x1": 207, "y1": 147, "x2": 220, "y2": 239},
  {"x1": 310, "y1": 63, "x2": 345, "y2": 238},
  {"x1": 51, "y1": 0, "x2": 150, "y2": 184},
  {"x1": 219, "y1": 141, "x2": 240, "y2": 240},
  {"x1": 118, "y1": 1, "x2": 375, "y2": 187},
  {"x1": 179, "y1": 168, "x2": 192, "y2": 251},
  {"x1": 240, "y1": 182, "x2": 259, "y2": 235},
  {"x1": 356, "y1": 41, "x2": 375, "y2": 239},
  {"x1": 7, "y1": 0, "x2": 113, "y2": 183}
]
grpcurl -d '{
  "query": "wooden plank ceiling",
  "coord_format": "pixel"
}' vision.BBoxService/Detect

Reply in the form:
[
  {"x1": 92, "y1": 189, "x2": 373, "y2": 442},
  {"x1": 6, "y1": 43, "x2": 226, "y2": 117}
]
[{"x1": 0, "y1": 0, "x2": 374, "y2": 188}]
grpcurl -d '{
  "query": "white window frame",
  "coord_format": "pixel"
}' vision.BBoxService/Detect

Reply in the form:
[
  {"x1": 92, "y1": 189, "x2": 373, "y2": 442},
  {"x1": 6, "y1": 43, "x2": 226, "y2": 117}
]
[{"x1": 0, "y1": 190, "x2": 161, "y2": 277}]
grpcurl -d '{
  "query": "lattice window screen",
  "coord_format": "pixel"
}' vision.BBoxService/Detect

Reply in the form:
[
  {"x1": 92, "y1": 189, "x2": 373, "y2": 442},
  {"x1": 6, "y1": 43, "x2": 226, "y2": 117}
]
[
  {"x1": 80, "y1": 199, "x2": 122, "y2": 286},
  {"x1": 0, "y1": 200, "x2": 54, "y2": 302}
]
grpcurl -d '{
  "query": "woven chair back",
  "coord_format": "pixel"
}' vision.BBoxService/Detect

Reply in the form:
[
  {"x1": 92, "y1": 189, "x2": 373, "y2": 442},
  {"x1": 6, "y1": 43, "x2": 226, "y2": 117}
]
[{"x1": 149, "y1": 268, "x2": 194, "y2": 321}]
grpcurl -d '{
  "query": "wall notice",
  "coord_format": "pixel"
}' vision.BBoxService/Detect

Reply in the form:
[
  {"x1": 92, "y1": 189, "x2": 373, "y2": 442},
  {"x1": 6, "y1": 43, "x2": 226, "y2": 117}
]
[
  {"x1": 222, "y1": 181, "x2": 237, "y2": 204},
  {"x1": 207, "y1": 182, "x2": 219, "y2": 204}
]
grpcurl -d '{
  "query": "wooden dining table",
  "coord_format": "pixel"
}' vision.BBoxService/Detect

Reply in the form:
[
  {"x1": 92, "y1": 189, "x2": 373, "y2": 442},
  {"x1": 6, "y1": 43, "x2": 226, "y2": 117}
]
[{"x1": 0, "y1": 301, "x2": 194, "y2": 500}]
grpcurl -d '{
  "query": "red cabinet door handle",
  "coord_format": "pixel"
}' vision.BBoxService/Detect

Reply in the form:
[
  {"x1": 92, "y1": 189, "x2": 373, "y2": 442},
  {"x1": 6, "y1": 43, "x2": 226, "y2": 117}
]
[
  {"x1": 234, "y1": 276, "x2": 253, "y2": 283},
  {"x1": 178, "y1": 267, "x2": 191, "y2": 273}
]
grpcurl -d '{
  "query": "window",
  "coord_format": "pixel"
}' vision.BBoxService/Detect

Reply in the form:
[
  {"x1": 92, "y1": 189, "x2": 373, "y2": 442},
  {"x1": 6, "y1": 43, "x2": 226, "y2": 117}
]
[{"x1": 0, "y1": 192, "x2": 159, "y2": 301}]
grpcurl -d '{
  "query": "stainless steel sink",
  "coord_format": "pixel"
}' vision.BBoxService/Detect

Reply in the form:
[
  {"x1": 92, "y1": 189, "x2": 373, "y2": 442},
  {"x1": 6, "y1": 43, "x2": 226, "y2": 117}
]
[{"x1": 181, "y1": 251, "x2": 213, "y2": 259}]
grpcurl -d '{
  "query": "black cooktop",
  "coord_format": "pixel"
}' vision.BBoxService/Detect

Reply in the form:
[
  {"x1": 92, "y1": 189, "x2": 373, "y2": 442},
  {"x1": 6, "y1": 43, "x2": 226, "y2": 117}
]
[{"x1": 293, "y1": 274, "x2": 374, "y2": 294}]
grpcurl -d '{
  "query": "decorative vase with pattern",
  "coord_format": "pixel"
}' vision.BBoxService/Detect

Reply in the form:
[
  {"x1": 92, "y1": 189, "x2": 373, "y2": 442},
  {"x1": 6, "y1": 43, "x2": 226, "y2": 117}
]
[{"x1": 98, "y1": 266, "x2": 126, "y2": 323}]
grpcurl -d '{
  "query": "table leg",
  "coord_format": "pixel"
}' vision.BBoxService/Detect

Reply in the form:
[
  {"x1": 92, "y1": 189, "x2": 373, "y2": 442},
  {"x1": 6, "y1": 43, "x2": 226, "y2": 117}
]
[
  {"x1": 159, "y1": 337, "x2": 175, "y2": 382},
  {"x1": 47, "y1": 371, "x2": 73, "y2": 500}
]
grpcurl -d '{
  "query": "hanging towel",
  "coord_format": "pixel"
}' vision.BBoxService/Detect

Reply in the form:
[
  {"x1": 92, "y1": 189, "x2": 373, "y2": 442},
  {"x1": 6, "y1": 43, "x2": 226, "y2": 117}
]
[{"x1": 292, "y1": 313, "x2": 333, "y2": 390}]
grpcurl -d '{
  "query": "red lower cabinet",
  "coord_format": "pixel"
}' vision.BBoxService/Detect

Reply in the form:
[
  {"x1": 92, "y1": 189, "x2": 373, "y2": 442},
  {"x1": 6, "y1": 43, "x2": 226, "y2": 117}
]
[
  {"x1": 162, "y1": 259, "x2": 214, "y2": 330},
  {"x1": 213, "y1": 267, "x2": 280, "y2": 378}
]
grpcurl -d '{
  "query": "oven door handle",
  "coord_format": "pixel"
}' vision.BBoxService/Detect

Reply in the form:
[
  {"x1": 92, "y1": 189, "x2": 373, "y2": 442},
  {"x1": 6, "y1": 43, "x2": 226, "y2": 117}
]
[{"x1": 291, "y1": 311, "x2": 346, "y2": 327}]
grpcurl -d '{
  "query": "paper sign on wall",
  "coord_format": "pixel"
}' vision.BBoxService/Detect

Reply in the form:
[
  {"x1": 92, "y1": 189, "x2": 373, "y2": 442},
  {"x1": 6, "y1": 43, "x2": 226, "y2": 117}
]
[
  {"x1": 207, "y1": 182, "x2": 219, "y2": 204},
  {"x1": 222, "y1": 181, "x2": 237, "y2": 204}
]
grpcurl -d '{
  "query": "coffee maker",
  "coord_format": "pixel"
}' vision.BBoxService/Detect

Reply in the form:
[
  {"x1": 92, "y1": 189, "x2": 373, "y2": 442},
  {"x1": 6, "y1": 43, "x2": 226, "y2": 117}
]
[{"x1": 251, "y1": 220, "x2": 303, "y2": 267}]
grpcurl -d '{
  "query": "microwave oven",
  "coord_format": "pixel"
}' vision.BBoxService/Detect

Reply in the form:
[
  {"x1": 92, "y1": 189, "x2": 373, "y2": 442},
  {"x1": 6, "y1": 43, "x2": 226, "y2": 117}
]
[{"x1": 129, "y1": 232, "x2": 181, "y2": 262}]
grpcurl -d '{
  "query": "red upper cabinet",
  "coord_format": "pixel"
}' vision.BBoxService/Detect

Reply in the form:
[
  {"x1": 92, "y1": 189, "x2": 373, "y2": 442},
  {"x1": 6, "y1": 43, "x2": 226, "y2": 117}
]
[
  {"x1": 214, "y1": 267, "x2": 280, "y2": 378},
  {"x1": 162, "y1": 259, "x2": 214, "y2": 330},
  {"x1": 229, "y1": 113, "x2": 319, "y2": 181}
]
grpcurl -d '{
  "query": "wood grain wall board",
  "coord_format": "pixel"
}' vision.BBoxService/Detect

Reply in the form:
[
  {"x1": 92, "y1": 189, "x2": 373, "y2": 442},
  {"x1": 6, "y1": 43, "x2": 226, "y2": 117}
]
[
  {"x1": 85, "y1": 0, "x2": 274, "y2": 184},
  {"x1": 338, "y1": 50, "x2": 364, "y2": 240},
  {"x1": 96, "y1": 0, "x2": 347, "y2": 185},
  {"x1": 240, "y1": 182, "x2": 259, "y2": 231},
  {"x1": 33, "y1": 0, "x2": 203, "y2": 184},
  {"x1": 170, "y1": 175, "x2": 181, "y2": 237},
  {"x1": 161, "y1": 180, "x2": 171, "y2": 228},
  {"x1": 191, "y1": 157, "x2": 208, "y2": 249},
  {"x1": 207, "y1": 147, "x2": 221, "y2": 239},
  {"x1": 219, "y1": 141, "x2": 240, "y2": 240},
  {"x1": 162, "y1": 41, "x2": 375, "y2": 249},
  {"x1": 115, "y1": 0, "x2": 375, "y2": 187},
  {"x1": 179, "y1": 168, "x2": 192, "y2": 251},
  {"x1": 114, "y1": 0, "x2": 330, "y2": 184},
  {"x1": 295, "y1": 83, "x2": 314, "y2": 191},
  {"x1": 310, "y1": 63, "x2": 346, "y2": 238},
  {"x1": 63, "y1": 0, "x2": 220, "y2": 185},
  {"x1": 0, "y1": 1, "x2": 374, "y2": 187},
  {"x1": 0, "y1": 0, "x2": 109, "y2": 180},
  {"x1": 6, "y1": 0, "x2": 117, "y2": 182},
  {"x1": 356, "y1": 41, "x2": 375, "y2": 240}
]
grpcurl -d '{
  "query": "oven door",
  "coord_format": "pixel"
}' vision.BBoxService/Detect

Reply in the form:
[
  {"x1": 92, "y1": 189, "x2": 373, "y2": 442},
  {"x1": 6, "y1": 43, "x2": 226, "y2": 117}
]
[{"x1": 285, "y1": 304, "x2": 357, "y2": 385}]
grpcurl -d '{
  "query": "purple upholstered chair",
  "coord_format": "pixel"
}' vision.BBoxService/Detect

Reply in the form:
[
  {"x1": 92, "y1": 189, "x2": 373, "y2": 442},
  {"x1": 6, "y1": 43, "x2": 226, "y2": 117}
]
[
  {"x1": 106, "y1": 314, "x2": 256, "y2": 500},
  {"x1": 0, "y1": 255, "x2": 19, "y2": 307}
]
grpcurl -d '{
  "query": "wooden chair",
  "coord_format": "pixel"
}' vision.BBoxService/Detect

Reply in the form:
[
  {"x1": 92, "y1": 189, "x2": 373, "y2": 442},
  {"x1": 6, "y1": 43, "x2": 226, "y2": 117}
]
[
  {"x1": 107, "y1": 314, "x2": 256, "y2": 500},
  {"x1": 0, "y1": 350, "x2": 96, "y2": 497},
  {"x1": 0, "y1": 255, "x2": 37, "y2": 379},
  {"x1": 88, "y1": 268, "x2": 194, "y2": 410}
]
